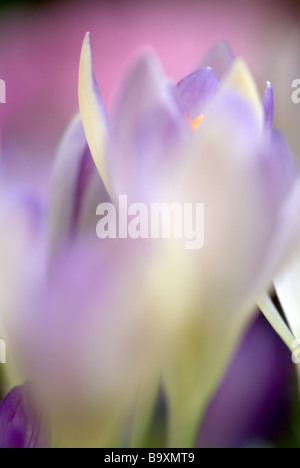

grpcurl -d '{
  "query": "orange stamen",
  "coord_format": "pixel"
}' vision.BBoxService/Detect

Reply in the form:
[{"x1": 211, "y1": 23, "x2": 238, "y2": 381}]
[{"x1": 185, "y1": 113, "x2": 204, "y2": 131}]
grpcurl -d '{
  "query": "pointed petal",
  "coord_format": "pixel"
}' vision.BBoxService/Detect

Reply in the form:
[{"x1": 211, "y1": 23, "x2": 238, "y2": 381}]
[
  {"x1": 199, "y1": 40, "x2": 235, "y2": 79},
  {"x1": 175, "y1": 67, "x2": 219, "y2": 119},
  {"x1": 109, "y1": 53, "x2": 187, "y2": 202},
  {"x1": 78, "y1": 33, "x2": 109, "y2": 193},
  {"x1": 274, "y1": 242, "x2": 300, "y2": 340},
  {"x1": 222, "y1": 58, "x2": 263, "y2": 128},
  {"x1": 262, "y1": 81, "x2": 274, "y2": 138},
  {"x1": 48, "y1": 113, "x2": 106, "y2": 255},
  {"x1": 0, "y1": 384, "x2": 50, "y2": 448},
  {"x1": 257, "y1": 293, "x2": 295, "y2": 351}
]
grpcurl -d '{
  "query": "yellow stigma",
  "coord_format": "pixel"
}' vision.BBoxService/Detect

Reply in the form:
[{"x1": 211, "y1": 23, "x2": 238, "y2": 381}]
[{"x1": 185, "y1": 113, "x2": 204, "y2": 131}]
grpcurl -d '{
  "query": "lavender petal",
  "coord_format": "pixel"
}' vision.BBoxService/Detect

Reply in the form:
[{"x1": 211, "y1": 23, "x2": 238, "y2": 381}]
[
  {"x1": 263, "y1": 81, "x2": 274, "y2": 138},
  {"x1": 175, "y1": 67, "x2": 220, "y2": 119},
  {"x1": 109, "y1": 53, "x2": 187, "y2": 202},
  {"x1": 49, "y1": 113, "x2": 108, "y2": 255}
]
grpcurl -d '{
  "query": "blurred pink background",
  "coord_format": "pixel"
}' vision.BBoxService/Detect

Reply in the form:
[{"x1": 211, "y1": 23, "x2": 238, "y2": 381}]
[{"x1": 0, "y1": 0, "x2": 298, "y2": 180}]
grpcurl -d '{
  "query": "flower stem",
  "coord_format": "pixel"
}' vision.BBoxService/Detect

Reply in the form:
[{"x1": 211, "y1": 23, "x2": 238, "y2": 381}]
[
  {"x1": 167, "y1": 401, "x2": 203, "y2": 448},
  {"x1": 129, "y1": 377, "x2": 159, "y2": 448}
]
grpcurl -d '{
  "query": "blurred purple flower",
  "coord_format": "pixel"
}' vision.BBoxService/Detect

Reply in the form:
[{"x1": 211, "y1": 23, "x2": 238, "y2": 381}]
[
  {"x1": 1, "y1": 28, "x2": 300, "y2": 447},
  {"x1": 197, "y1": 314, "x2": 295, "y2": 448},
  {"x1": 0, "y1": 383, "x2": 50, "y2": 448},
  {"x1": 41, "y1": 36, "x2": 300, "y2": 447}
]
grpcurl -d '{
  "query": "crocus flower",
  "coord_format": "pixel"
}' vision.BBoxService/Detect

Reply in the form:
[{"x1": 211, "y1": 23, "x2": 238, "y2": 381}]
[
  {"x1": 76, "y1": 34, "x2": 300, "y2": 446},
  {"x1": 1, "y1": 34, "x2": 300, "y2": 448}
]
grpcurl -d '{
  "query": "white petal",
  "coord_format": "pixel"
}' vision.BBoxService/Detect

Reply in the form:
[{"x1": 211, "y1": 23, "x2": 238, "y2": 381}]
[
  {"x1": 257, "y1": 292, "x2": 295, "y2": 351},
  {"x1": 78, "y1": 32, "x2": 109, "y2": 193},
  {"x1": 274, "y1": 241, "x2": 300, "y2": 340},
  {"x1": 222, "y1": 58, "x2": 263, "y2": 129}
]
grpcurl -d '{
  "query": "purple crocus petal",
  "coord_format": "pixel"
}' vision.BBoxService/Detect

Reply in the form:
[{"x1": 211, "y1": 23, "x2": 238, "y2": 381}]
[
  {"x1": 77, "y1": 169, "x2": 111, "y2": 234},
  {"x1": 109, "y1": 53, "x2": 188, "y2": 202},
  {"x1": 49, "y1": 113, "x2": 109, "y2": 255},
  {"x1": 199, "y1": 40, "x2": 235, "y2": 79},
  {"x1": 175, "y1": 67, "x2": 220, "y2": 119},
  {"x1": 6, "y1": 186, "x2": 44, "y2": 236},
  {"x1": 256, "y1": 178, "x2": 300, "y2": 304},
  {"x1": 262, "y1": 81, "x2": 274, "y2": 138},
  {"x1": 250, "y1": 136, "x2": 300, "y2": 303},
  {"x1": 20, "y1": 237, "x2": 158, "y2": 414},
  {"x1": 259, "y1": 129, "x2": 299, "y2": 210},
  {"x1": 270, "y1": 129, "x2": 298, "y2": 194},
  {"x1": 0, "y1": 383, "x2": 50, "y2": 448},
  {"x1": 197, "y1": 314, "x2": 293, "y2": 448}
]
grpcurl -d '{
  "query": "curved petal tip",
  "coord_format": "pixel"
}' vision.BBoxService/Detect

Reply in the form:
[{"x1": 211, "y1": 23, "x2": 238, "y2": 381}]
[
  {"x1": 262, "y1": 81, "x2": 274, "y2": 138},
  {"x1": 222, "y1": 58, "x2": 264, "y2": 129},
  {"x1": 78, "y1": 33, "x2": 110, "y2": 194}
]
